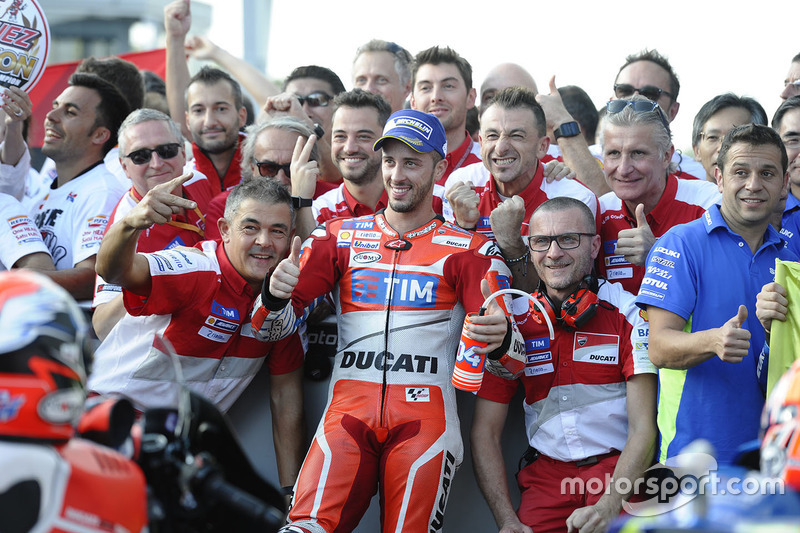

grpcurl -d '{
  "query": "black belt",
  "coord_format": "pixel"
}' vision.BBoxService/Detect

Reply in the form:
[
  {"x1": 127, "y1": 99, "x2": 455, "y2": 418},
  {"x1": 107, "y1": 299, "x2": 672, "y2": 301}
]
[{"x1": 520, "y1": 446, "x2": 620, "y2": 470}]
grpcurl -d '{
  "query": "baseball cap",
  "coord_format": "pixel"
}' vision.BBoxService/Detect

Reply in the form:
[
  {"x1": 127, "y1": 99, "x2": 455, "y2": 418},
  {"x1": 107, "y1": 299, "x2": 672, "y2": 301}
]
[{"x1": 373, "y1": 109, "x2": 448, "y2": 159}]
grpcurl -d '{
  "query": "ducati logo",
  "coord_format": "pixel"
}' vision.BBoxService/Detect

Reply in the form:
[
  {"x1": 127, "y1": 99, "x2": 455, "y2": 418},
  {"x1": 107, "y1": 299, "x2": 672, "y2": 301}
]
[{"x1": 577, "y1": 335, "x2": 587, "y2": 347}]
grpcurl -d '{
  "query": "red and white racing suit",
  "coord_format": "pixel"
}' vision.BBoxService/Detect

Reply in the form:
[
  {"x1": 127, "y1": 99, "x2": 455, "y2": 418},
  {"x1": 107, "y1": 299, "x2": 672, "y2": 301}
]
[{"x1": 252, "y1": 212, "x2": 512, "y2": 533}]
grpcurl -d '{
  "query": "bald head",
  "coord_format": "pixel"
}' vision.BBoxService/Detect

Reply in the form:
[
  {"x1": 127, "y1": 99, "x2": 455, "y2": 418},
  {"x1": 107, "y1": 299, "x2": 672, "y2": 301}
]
[{"x1": 480, "y1": 63, "x2": 538, "y2": 109}]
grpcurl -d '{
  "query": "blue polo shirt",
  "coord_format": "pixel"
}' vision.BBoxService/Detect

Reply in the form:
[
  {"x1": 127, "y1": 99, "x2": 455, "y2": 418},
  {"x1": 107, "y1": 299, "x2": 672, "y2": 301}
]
[
  {"x1": 781, "y1": 192, "x2": 800, "y2": 256},
  {"x1": 636, "y1": 204, "x2": 797, "y2": 465}
]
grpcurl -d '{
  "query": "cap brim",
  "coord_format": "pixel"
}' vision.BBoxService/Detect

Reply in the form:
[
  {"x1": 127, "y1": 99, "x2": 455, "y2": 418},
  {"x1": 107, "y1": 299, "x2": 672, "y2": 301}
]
[{"x1": 373, "y1": 134, "x2": 432, "y2": 154}]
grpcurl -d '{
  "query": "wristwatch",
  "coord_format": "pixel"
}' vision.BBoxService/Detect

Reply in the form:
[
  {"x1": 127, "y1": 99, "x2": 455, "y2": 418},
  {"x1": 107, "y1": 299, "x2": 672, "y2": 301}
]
[
  {"x1": 553, "y1": 121, "x2": 581, "y2": 140},
  {"x1": 292, "y1": 196, "x2": 312, "y2": 209}
]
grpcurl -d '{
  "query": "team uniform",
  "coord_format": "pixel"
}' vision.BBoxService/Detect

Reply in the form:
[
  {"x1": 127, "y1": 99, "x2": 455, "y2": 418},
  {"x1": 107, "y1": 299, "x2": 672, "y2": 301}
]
[
  {"x1": 88, "y1": 240, "x2": 304, "y2": 413},
  {"x1": 598, "y1": 175, "x2": 720, "y2": 294},
  {"x1": 190, "y1": 132, "x2": 245, "y2": 193},
  {"x1": 437, "y1": 131, "x2": 481, "y2": 185},
  {"x1": 780, "y1": 193, "x2": 800, "y2": 256},
  {"x1": 312, "y1": 183, "x2": 389, "y2": 223},
  {"x1": 0, "y1": 192, "x2": 50, "y2": 270},
  {"x1": 93, "y1": 173, "x2": 215, "y2": 308},
  {"x1": 636, "y1": 205, "x2": 798, "y2": 465},
  {"x1": 32, "y1": 162, "x2": 124, "y2": 273},
  {"x1": 252, "y1": 212, "x2": 512, "y2": 533},
  {"x1": 442, "y1": 160, "x2": 598, "y2": 239},
  {"x1": 478, "y1": 281, "x2": 653, "y2": 531}
]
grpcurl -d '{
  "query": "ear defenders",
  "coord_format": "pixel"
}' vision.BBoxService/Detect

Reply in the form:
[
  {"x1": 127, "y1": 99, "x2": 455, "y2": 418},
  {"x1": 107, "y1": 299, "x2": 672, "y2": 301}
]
[{"x1": 531, "y1": 275, "x2": 600, "y2": 331}]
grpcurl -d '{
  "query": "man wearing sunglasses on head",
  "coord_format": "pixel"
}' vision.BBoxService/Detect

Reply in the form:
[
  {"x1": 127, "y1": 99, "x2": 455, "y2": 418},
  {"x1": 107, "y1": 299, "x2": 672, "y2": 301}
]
[
  {"x1": 91, "y1": 109, "x2": 215, "y2": 340},
  {"x1": 597, "y1": 95, "x2": 720, "y2": 295},
  {"x1": 264, "y1": 65, "x2": 346, "y2": 197},
  {"x1": 609, "y1": 49, "x2": 706, "y2": 181}
]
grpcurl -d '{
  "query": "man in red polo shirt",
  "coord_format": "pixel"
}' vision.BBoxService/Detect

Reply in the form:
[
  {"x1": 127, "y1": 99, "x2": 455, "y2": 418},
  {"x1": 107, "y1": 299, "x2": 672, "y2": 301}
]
[
  {"x1": 445, "y1": 87, "x2": 598, "y2": 291},
  {"x1": 410, "y1": 46, "x2": 481, "y2": 185},
  {"x1": 92, "y1": 109, "x2": 215, "y2": 339}
]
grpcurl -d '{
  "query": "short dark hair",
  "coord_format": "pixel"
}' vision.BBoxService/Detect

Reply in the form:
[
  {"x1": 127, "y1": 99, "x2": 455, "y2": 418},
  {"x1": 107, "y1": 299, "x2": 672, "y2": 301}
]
[
  {"x1": 412, "y1": 46, "x2": 473, "y2": 90},
  {"x1": 76, "y1": 56, "x2": 144, "y2": 111},
  {"x1": 691, "y1": 93, "x2": 767, "y2": 148},
  {"x1": 483, "y1": 87, "x2": 546, "y2": 137},
  {"x1": 282, "y1": 65, "x2": 346, "y2": 95},
  {"x1": 187, "y1": 66, "x2": 244, "y2": 110},
  {"x1": 68, "y1": 72, "x2": 131, "y2": 156},
  {"x1": 142, "y1": 70, "x2": 166, "y2": 96},
  {"x1": 532, "y1": 197, "x2": 595, "y2": 234},
  {"x1": 772, "y1": 95, "x2": 800, "y2": 131},
  {"x1": 717, "y1": 124, "x2": 788, "y2": 175},
  {"x1": 224, "y1": 176, "x2": 295, "y2": 229},
  {"x1": 558, "y1": 85, "x2": 598, "y2": 145},
  {"x1": 616, "y1": 49, "x2": 680, "y2": 101},
  {"x1": 332, "y1": 89, "x2": 392, "y2": 128}
]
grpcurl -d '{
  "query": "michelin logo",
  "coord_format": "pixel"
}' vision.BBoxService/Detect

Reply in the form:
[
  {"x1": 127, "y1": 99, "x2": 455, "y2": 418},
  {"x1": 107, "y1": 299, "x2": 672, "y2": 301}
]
[{"x1": 389, "y1": 117, "x2": 433, "y2": 139}]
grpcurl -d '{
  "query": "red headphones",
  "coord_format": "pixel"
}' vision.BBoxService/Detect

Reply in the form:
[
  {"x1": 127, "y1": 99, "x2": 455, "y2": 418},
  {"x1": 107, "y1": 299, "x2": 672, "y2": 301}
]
[{"x1": 531, "y1": 275, "x2": 600, "y2": 331}]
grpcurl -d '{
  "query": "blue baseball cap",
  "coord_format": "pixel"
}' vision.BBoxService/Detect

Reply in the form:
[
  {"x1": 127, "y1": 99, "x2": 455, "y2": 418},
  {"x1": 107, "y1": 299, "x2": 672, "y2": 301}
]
[{"x1": 373, "y1": 109, "x2": 448, "y2": 159}]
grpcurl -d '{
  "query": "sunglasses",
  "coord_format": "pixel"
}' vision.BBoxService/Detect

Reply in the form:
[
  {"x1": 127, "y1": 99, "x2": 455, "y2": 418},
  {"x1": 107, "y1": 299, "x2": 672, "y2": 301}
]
[
  {"x1": 123, "y1": 143, "x2": 182, "y2": 165},
  {"x1": 296, "y1": 92, "x2": 332, "y2": 108},
  {"x1": 254, "y1": 159, "x2": 291, "y2": 178},
  {"x1": 606, "y1": 99, "x2": 671, "y2": 135},
  {"x1": 613, "y1": 83, "x2": 674, "y2": 102}
]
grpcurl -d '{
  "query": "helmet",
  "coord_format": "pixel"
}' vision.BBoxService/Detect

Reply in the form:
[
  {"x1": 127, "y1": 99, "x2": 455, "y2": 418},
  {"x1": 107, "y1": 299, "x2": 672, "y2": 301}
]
[
  {"x1": 760, "y1": 358, "x2": 800, "y2": 491},
  {"x1": 0, "y1": 271, "x2": 90, "y2": 443}
]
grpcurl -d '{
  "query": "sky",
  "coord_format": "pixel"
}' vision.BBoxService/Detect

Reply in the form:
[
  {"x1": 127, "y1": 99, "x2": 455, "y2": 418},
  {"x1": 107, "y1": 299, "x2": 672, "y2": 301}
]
[{"x1": 205, "y1": 0, "x2": 797, "y2": 153}]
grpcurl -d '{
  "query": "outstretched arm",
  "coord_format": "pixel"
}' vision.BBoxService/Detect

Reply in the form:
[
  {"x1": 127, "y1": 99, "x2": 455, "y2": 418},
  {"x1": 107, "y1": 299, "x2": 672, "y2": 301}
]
[{"x1": 164, "y1": 0, "x2": 193, "y2": 140}]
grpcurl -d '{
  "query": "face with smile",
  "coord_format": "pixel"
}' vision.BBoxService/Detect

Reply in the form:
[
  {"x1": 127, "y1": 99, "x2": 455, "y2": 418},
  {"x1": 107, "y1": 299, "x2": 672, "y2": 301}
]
[
  {"x1": 285, "y1": 77, "x2": 336, "y2": 142},
  {"x1": 186, "y1": 80, "x2": 245, "y2": 154},
  {"x1": 381, "y1": 140, "x2": 445, "y2": 214},
  {"x1": 219, "y1": 199, "x2": 292, "y2": 291},
  {"x1": 353, "y1": 51, "x2": 409, "y2": 112},
  {"x1": 602, "y1": 123, "x2": 673, "y2": 212},
  {"x1": 42, "y1": 85, "x2": 107, "y2": 163},
  {"x1": 716, "y1": 142, "x2": 788, "y2": 234},
  {"x1": 480, "y1": 104, "x2": 548, "y2": 196},
  {"x1": 120, "y1": 120, "x2": 186, "y2": 197},
  {"x1": 411, "y1": 63, "x2": 476, "y2": 134},
  {"x1": 777, "y1": 108, "x2": 800, "y2": 193},
  {"x1": 331, "y1": 105, "x2": 383, "y2": 185},
  {"x1": 694, "y1": 106, "x2": 753, "y2": 183},
  {"x1": 529, "y1": 207, "x2": 600, "y2": 302}
]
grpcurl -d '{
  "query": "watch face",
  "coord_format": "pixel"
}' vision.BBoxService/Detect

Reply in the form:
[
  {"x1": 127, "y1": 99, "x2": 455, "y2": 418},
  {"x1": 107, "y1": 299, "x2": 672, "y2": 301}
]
[{"x1": 556, "y1": 122, "x2": 581, "y2": 139}]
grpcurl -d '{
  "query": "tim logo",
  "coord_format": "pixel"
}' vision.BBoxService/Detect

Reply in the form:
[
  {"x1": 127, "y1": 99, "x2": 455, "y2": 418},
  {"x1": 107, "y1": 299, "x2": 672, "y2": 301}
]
[
  {"x1": 351, "y1": 270, "x2": 438, "y2": 307},
  {"x1": 341, "y1": 219, "x2": 374, "y2": 230},
  {"x1": 211, "y1": 301, "x2": 239, "y2": 320},
  {"x1": 405, "y1": 387, "x2": 430, "y2": 402},
  {"x1": 526, "y1": 337, "x2": 550, "y2": 351}
]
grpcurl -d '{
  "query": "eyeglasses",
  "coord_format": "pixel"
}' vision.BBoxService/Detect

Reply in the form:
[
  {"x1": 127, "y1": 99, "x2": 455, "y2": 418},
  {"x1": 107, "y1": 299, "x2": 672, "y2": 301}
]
[
  {"x1": 254, "y1": 159, "x2": 291, "y2": 178},
  {"x1": 613, "y1": 83, "x2": 674, "y2": 102},
  {"x1": 606, "y1": 99, "x2": 671, "y2": 135},
  {"x1": 699, "y1": 131, "x2": 725, "y2": 146},
  {"x1": 123, "y1": 143, "x2": 182, "y2": 165},
  {"x1": 296, "y1": 92, "x2": 332, "y2": 108},
  {"x1": 528, "y1": 233, "x2": 595, "y2": 252}
]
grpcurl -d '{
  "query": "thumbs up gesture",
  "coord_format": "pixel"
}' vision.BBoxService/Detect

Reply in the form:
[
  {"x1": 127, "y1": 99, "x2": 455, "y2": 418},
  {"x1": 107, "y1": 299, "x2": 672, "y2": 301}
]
[
  {"x1": 716, "y1": 305, "x2": 751, "y2": 363},
  {"x1": 269, "y1": 236, "x2": 303, "y2": 300},
  {"x1": 614, "y1": 203, "x2": 656, "y2": 266}
]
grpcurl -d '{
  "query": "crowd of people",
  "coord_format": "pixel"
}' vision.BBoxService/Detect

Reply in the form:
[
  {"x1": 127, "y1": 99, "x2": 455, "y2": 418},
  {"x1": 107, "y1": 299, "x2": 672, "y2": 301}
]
[{"x1": 3, "y1": 0, "x2": 800, "y2": 531}]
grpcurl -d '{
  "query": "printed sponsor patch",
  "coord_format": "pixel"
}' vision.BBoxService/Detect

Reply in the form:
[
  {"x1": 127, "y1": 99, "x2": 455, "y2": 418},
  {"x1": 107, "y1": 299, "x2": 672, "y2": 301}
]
[
  {"x1": 211, "y1": 300, "x2": 240, "y2": 320},
  {"x1": 606, "y1": 267, "x2": 633, "y2": 280},
  {"x1": 351, "y1": 270, "x2": 438, "y2": 307},
  {"x1": 352, "y1": 251, "x2": 381, "y2": 264},
  {"x1": 639, "y1": 289, "x2": 664, "y2": 301},
  {"x1": 527, "y1": 351, "x2": 552, "y2": 364},
  {"x1": 86, "y1": 215, "x2": 108, "y2": 228},
  {"x1": 605, "y1": 254, "x2": 630, "y2": 266},
  {"x1": 646, "y1": 266, "x2": 672, "y2": 279},
  {"x1": 572, "y1": 332, "x2": 619, "y2": 365},
  {"x1": 340, "y1": 219, "x2": 374, "y2": 230},
  {"x1": 525, "y1": 363, "x2": 554, "y2": 377},
  {"x1": 198, "y1": 325, "x2": 232, "y2": 343},
  {"x1": 653, "y1": 246, "x2": 680, "y2": 258},
  {"x1": 405, "y1": 387, "x2": 430, "y2": 402},
  {"x1": 0, "y1": 389, "x2": 25, "y2": 422},
  {"x1": 353, "y1": 239, "x2": 380, "y2": 250},
  {"x1": 406, "y1": 221, "x2": 437, "y2": 238},
  {"x1": 651, "y1": 256, "x2": 675, "y2": 269},
  {"x1": 354, "y1": 230, "x2": 381, "y2": 240},
  {"x1": 640, "y1": 277, "x2": 668, "y2": 290},
  {"x1": 96, "y1": 283, "x2": 122, "y2": 294},
  {"x1": 205, "y1": 316, "x2": 239, "y2": 333},
  {"x1": 431, "y1": 234, "x2": 470, "y2": 249},
  {"x1": 526, "y1": 337, "x2": 550, "y2": 351}
]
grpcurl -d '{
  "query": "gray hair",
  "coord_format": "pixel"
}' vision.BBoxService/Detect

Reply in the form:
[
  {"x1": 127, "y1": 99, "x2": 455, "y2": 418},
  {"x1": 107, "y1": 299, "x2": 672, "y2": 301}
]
[
  {"x1": 599, "y1": 94, "x2": 675, "y2": 172},
  {"x1": 240, "y1": 117, "x2": 318, "y2": 180},
  {"x1": 224, "y1": 177, "x2": 295, "y2": 229},
  {"x1": 354, "y1": 39, "x2": 414, "y2": 89},
  {"x1": 118, "y1": 108, "x2": 184, "y2": 156}
]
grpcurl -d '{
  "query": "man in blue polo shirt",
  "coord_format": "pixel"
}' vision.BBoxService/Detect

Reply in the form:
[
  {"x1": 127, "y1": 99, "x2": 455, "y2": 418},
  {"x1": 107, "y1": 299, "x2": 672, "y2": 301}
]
[{"x1": 636, "y1": 124, "x2": 797, "y2": 465}]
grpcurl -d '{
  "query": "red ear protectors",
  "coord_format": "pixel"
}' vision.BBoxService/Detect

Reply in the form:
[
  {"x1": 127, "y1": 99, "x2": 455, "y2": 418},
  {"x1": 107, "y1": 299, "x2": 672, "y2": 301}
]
[{"x1": 531, "y1": 276, "x2": 600, "y2": 331}]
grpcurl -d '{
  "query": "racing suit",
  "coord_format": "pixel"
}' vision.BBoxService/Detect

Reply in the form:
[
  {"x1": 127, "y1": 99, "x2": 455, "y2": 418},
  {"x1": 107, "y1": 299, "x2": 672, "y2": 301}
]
[{"x1": 252, "y1": 212, "x2": 512, "y2": 533}]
